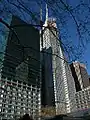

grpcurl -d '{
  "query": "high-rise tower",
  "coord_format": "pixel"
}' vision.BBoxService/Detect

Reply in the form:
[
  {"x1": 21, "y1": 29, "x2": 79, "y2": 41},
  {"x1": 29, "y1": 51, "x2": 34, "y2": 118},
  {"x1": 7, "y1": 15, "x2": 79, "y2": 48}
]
[
  {"x1": 0, "y1": 16, "x2": 41, "y2": 119},
  {"x1": 70, "y1": 61, "x2": 90, "y2": 92},
  {"x1": 41, "y1": 5, "x2": 76, "y2": 114}
]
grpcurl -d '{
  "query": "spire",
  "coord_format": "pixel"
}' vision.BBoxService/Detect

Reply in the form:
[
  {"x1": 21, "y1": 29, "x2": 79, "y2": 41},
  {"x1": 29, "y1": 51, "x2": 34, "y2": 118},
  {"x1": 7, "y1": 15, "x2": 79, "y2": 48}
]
[
  {"x1": 44, "y1": 3, "x2": 48, "y2": 26},
  {"x1": 40, "y1": 8, "x2": 42, "y2": 21},
  {"x1": 46, "y1": 3, "x2": 48, "y2": 22},
  {"x1": 40, "y1": 1, "x2": 42, "y2": 21}
]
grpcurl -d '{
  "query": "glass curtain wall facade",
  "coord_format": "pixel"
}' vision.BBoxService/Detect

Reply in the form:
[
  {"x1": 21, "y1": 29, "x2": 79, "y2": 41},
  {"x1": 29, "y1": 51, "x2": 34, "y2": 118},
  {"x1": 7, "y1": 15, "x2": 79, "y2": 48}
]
[
  {"x1": 41, "y1": 18, "x2": 76, "y2": 114},
  {"x1": 0, "y1": 15, "x2": 12, "y2": 73},
  {"x1": 0, "y1": 16, "x2": 41, "y2": 119}
]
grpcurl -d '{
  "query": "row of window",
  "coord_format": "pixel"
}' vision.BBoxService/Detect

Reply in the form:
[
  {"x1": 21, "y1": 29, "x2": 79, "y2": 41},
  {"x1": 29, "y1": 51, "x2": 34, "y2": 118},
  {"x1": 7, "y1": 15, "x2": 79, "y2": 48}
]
[{"x1": 0, "y1": 79, "x2": 41, "y2": 119}]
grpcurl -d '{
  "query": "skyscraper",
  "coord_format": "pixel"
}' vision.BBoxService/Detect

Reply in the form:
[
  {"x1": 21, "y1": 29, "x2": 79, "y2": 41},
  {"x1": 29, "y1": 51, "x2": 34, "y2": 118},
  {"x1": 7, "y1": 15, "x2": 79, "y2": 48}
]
[
  {"x1": 70, "y1": 61, "x2": 90, "y2": 92},
  {"x1": 0, "y1": 16, "x2": 41, "y2": 119},
  {"x1": 41, "y1": 6, "x2": 76, "y2": 114}
]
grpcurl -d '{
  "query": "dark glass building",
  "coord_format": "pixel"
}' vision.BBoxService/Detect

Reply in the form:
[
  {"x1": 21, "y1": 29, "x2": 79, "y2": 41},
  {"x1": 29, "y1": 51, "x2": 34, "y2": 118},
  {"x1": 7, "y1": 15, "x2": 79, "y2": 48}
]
[
  {"x1": 0, "y1": 16, "x2": 41, "y2": 119},
  {"x1": 1, "y1": 16, "x2": 40, "y2": 86}
]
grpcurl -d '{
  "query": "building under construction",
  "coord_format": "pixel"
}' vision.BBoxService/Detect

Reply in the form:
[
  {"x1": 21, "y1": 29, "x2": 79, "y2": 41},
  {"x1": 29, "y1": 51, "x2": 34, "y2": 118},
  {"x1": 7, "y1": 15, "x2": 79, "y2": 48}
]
[{"x1": 41, "y1": 5, "x2": 76, "y2": 115}]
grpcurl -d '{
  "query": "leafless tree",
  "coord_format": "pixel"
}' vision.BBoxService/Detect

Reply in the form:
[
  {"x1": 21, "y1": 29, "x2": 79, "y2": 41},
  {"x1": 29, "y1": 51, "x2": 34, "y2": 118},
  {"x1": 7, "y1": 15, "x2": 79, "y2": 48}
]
[{"x1": 0, "y1": 0, "x2": 90, "y2": 62}]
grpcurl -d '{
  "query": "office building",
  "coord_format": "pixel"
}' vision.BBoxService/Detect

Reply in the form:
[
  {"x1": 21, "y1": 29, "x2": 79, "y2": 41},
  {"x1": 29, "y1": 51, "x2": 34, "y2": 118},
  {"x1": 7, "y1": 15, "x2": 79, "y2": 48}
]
[
  {"x1": 0, "y1": 16, "x2": 41, "y2": 119},
  {"x1": 75, "y1": 86, "x2": 90, "y2": 110},
  {"x1": 70, "y1": 61, "x2": 90, "y2": 92},
  {"x1": 41, "y1": 6, "x2": 76, "y2": 114}
]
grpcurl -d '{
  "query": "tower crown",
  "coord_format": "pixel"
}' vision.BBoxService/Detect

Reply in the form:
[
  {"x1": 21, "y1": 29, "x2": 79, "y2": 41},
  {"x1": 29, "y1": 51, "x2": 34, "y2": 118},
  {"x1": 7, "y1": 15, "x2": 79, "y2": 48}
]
[{"x1": 47, "y1": 17, "x2": 57, "y2": 28}]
